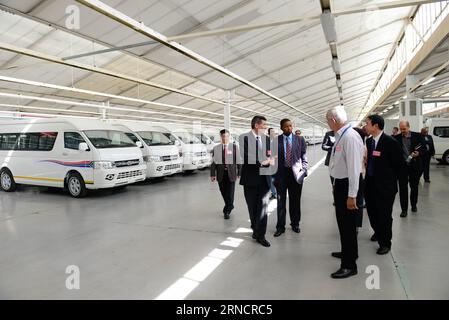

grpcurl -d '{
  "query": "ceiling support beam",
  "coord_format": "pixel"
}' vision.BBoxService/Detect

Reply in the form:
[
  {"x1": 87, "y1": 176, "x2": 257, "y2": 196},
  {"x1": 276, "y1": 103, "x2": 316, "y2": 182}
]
[
  {"x1": 0, "y1": 75, "x2": 249, "y2": 120},
  {"x1": 333, "y1": 0, "x2": 444, "y2": 16},
  {"x1": 75, "y1": 0, "x2": 326, "y2": 125}
]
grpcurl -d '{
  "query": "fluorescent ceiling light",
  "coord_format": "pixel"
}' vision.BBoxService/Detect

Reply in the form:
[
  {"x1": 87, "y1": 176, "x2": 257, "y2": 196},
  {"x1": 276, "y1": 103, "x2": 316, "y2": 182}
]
[
  {"x1": 387, "y1": 106, "x2": 394, "y2": 110},
  {"x1": 331, "y1": 58, "x2": 341, "y2": 74},
  {"x1": 320, "y1": 11, "x2": 337, "y2": 43},
  {"x1": 394, "y1": 100, "x2": 399, "y2": 105},
  {"x1": 402, "y1": 95, "x2": 407, "y2": 99},
  {"x1": 422, "y1": 77, "x2": 436, "y2": 86}
]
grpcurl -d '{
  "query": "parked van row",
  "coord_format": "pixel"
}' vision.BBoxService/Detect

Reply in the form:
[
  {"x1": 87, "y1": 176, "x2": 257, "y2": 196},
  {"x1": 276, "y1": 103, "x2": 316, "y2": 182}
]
[{"x1": 0, "y1": 118, "x2": 216, "y2": 198}]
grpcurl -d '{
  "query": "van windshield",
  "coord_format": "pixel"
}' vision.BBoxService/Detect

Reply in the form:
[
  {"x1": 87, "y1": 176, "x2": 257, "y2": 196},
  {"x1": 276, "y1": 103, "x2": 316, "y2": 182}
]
[
  {"x1": 137, "y1": 131, "x2": 175, "y2": 146},
  {"x1": 84, "y1": 130, "x2": 135, "y2": 149},
  {"x1": 174, "y1": 131, "x2": 200, "y2": 144}
]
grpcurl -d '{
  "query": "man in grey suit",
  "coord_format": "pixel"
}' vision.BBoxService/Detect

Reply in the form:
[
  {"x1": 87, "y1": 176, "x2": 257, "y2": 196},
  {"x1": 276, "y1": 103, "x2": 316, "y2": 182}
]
[
  {"x1": 211, "y1": 129, "x2": 241, "y2": 219},
  {"x1": 273, "y1": 118, "x2": 308, "y2": 236}
]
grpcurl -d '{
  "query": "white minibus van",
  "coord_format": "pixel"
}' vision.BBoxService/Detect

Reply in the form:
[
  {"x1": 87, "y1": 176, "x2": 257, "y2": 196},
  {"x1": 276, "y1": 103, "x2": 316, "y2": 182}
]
[
  {"x1": 166, "y1": 128, "x2": 210, "y2": 172},
  {"x1": 426, "y1": 118, "x2": 449, "y2": 164},
  {"x1": 111, "y1": 122, "x2": 183, "y2": 178},
  {"x1": 0, "y1": 118, "x2": 146, "y2": 197}
]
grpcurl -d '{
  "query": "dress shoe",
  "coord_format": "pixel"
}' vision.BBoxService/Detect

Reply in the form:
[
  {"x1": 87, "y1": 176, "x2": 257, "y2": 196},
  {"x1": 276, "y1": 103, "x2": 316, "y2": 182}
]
[
  {"x1": 370, "y1": 234, "x2": 378, "y2": 242},
  {"x1": 257, "y1": 238, "x2": 271, "y2": 247},
  {"x1": 269, "y1": 194, "x2": 277, "y2": 200},
  {"x1": 331, "y1": 252, "x2": 342, "y2": 259},
  {"x1": 376, "y1": 247, "x2": 390, "y2": 255},
  {"x1": 224, "y1": 213, "x2": 230, "y2": 220},
  {"x1": 411, "y1": 206, "x2": 417, "y2": 213},
  {"x1": 273, "y1": 230, "x2": 284, "y2": 237},
  {"x1": 331, "y1": 268, "x2": 357, "y2": 279},
  {"x1": 400, "y1": 211, "x2": 408, "y2": 218},
  {"x1": 292, "y1": 226, "x2": 300, "y2": 233}
]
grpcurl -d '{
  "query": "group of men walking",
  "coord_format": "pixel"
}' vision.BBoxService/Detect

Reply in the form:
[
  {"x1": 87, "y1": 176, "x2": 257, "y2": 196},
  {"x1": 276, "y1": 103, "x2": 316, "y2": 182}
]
[{"x1": 210, "y1": 105, "x2": 434, "y2": 279}]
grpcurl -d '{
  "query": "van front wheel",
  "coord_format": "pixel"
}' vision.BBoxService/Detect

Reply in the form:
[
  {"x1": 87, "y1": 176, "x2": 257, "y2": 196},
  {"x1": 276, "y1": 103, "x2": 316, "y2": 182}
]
[
  {"x1": 67, "y1": 173, "x2": 87, "y2": 198},
  {"x1": 0, "y1": 169, "x2": 16, "y2": 192}
]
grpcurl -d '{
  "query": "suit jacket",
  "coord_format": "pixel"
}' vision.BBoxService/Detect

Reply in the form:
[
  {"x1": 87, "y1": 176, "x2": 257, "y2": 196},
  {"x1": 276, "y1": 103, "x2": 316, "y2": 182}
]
[
  {"x1": 274, "y1": 134, "x2": 308, "y2": 184},
  {"x1": 321, "y1": 130, "x2": 335, "y2": 166},
  {"x1": 239, "y1": 131, "x2": 272, "y2": 188},
  {"x1": 394, "y1": 131, "x2": 425, "y2": 172},
  {"x1": 422, "y1": 135, "x2": 435, "y2": 157},
  {"x1": 366, "y1": 133, "x2": 405, "y2": 196},
  {"x1": 210, "y1": 143, "x2": 242, "y2": 182}
]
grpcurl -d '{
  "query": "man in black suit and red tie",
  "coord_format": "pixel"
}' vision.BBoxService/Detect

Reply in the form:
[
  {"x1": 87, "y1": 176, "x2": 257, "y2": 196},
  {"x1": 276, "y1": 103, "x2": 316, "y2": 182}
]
[
  {"x1": 273, "y1": 118, "x2": 308, "y2": 236},
  {"x1": 364, "y1": 115, "x2": 405, "y2": 255},
  {"x1": 239, "y1": 115, "x2": 275, "y2": 247}
]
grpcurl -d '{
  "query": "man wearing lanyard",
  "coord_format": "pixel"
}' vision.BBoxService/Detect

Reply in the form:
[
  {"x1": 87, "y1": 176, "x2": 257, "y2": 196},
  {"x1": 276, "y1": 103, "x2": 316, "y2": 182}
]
[{"x1": 326, "y1": 106, "x2": 364, "y2": 279}]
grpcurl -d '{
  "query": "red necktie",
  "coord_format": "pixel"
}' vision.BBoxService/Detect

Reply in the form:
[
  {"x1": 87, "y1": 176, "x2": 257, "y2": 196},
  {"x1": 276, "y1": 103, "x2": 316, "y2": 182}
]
[{"x1": 223, "y1": 145, "x2": 227, "y2": 165}]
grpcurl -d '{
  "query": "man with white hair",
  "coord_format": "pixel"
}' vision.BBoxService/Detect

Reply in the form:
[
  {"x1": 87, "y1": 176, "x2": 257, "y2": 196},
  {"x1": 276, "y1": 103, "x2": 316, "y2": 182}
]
[{"x1": 326, "y1": 106, "x2": 364, "y2": 279}]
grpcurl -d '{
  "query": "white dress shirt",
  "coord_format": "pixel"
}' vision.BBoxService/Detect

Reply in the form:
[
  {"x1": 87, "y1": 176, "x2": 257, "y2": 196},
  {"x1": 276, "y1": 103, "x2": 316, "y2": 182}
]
[
  {"x1": 372, "y1": 131, "x2": 383, "y2": 149},
  {"x1": 329, "y1": 124, "x2": 364, "y2": 198}
]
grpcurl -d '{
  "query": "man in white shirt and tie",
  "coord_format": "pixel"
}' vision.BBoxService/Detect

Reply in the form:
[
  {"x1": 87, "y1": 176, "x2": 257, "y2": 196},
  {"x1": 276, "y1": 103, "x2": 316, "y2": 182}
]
[{"x1": 326, "y1": 106, "x2": 364, "y2": 279}]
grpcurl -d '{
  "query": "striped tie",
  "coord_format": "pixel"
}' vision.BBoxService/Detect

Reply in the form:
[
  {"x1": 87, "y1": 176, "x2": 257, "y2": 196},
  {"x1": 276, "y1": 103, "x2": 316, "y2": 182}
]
[{"x1": 286, "y1": 138, "x2": 292, "y2": 167}]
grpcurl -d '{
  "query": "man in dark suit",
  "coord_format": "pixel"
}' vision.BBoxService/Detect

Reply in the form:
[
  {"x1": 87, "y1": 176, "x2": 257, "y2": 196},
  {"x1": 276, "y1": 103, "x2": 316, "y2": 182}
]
[
  {"x1": 239, "y1": 115, "x2": 275, "y2": 247},
  {"x1": 322, "y1": 130, "x2": 335, "y2": 167},
  {"x1": 210, "y1": 129, "x2": 242, "y2": 219},
  {"x1": 395, "y1": 120, "x2": 425, "y2": 217},
  {"x1": 273, "y1": 118, "x2": 308, "y2": 236},
  {"x1": 421, "y1": 127, "x2": 435, "y2": 183},
  {"x1": 365, "y1": 115, "x2": 405, "y2": 255}
]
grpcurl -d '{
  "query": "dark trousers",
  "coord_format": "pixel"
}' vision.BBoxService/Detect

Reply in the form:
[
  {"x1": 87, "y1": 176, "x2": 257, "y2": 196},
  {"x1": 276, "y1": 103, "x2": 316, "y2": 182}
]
[
  {"x1": 423, "y1": 154, "x2": 431, "y2": 181},
  {"x1": 399, "y1": 166, "x2": 421, "y2": 211},
  {"x1": 275, "y1": 168, "x2": 303, "y2": 231},
  {"x1": 365, "y1": 177, "x2": 396, "y2": 248},
  {"x1": 333, "y1": 178, "x2": 358, "y2": 270},
  {"x1": 243, "y1": 182, "x2": 270, "y2": 240},
  {"x1": 356, "y1": 175, "x2": 364, "y2": 228},
  {"x1": 218, "y1": 172, "x2": 235, "y2": 214}
]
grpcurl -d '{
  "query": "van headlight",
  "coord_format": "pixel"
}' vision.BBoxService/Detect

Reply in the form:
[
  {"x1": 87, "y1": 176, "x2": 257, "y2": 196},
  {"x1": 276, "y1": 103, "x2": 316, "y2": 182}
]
[{"x1": 93, "y1": 161, "x2": 115, "y2": 169}]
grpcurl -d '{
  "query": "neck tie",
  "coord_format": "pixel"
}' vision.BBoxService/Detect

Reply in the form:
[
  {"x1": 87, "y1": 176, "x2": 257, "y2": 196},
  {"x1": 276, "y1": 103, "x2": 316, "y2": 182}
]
[
  {"x1": 286, "y1": 137, "x2": 292, "y2": 167},
  {"x1": 256, "y1": 136, "x2": 260, "y2": 165},
  {"x1": 367, "y1": 139, "x2": 375, "y2": 176},
  {"x1": 223, "y1": 145, "x2": 227, "y2": 166}
]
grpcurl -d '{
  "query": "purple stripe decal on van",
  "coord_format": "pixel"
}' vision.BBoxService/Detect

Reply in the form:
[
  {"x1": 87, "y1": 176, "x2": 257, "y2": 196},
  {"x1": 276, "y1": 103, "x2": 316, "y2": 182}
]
[{"x1": 40, "y1": 160, "x2": 93, "y2": 168}]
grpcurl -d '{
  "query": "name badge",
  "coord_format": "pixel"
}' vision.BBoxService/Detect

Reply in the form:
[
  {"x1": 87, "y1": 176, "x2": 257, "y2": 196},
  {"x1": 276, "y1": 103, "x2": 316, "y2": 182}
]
[
  {"x1": 373, "y1": 151, "x2": 381, "y2": 157},
  {"x1": 267, "y1": 150, "x2": 272, "y2": 156},
  {"x1": 335, "y1": 146, "x2": 342, "y2": 152},
  {"x1": 227, "y1": 150, "x2": 233, "y2": 155}
]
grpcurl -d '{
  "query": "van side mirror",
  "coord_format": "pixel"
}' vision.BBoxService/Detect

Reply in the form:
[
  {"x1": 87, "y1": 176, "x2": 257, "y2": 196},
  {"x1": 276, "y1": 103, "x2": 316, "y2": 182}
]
[
  {"x1": 136, "y1": 141, "x2": 143, "y2": 148},
  {"x1": 174, "y1": 140, "x2": 180, "y2": 146},
  {"x1": 79, "y1": 142, "x2": 89, "y2": 151}
]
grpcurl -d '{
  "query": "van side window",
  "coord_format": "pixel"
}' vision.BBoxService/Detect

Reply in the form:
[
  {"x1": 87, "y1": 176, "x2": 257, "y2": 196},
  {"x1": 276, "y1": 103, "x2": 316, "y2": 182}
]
[
  {"x1": 1, "y1": 132, "x2": 58, "y2": 151},
  {"x1": 0, "y1": 133, "x2": 19, "y2": 150},
  {"x1": 433, "y1": 127, "x2": 449, "y2": 138},
  {"x1": 65, "y1": 132, "x2": 86, "y2": 150}
]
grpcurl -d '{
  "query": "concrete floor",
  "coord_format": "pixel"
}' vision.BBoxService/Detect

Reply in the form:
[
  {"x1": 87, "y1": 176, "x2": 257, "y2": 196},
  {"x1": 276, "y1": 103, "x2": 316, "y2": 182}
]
[{"x1": 0, "y1": 145, "x2": 448, "y2": 300}]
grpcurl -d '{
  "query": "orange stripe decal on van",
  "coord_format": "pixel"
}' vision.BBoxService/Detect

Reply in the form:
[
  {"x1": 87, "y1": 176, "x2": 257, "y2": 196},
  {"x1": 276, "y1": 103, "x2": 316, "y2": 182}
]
[{"x1": 14, "y1": 176, "x2": 94, "y2": 184}]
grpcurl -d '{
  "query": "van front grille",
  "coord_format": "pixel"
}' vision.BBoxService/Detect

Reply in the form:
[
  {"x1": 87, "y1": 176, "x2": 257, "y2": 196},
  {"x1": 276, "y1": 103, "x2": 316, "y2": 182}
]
[
  {"x1": 117, "y1": 170, "x2": 143, "y2": 179},
  {"x1": 114, "y1": 159, "x2": 140, "y2": 167},
  {"x1": 195, "y1": 152, "x2": 206, "y2": 157},
  {"x1": 165, "y1": 164, "x2": 181, "y2": 171},
  {"x1": 161, "y1": 155, "x2": 178, "y2": 162}
]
